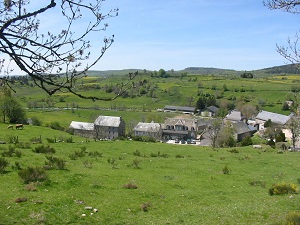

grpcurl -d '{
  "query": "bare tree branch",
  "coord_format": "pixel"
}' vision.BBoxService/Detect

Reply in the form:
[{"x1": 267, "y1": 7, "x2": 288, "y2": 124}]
[
  {"x1": 264, "y1": 0, "x2": 300, "y2": 69},
  {"x1": 0, "y1": 0, "x2": 133, "y2": 100}
]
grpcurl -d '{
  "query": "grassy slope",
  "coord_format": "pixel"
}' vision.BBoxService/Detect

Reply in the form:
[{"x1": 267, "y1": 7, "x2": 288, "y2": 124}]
[{"x1": 0, "y1": 124, "x2": 299, "y2": 224}]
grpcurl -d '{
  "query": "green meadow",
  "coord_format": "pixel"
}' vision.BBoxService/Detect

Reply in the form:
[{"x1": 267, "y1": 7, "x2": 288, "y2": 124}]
[
  {"x1": 1, "y1": 72, "x2": 300, "y2": 224},
  {"x1": 0, "y1": 124, "x2": 299, "y2": 224}
]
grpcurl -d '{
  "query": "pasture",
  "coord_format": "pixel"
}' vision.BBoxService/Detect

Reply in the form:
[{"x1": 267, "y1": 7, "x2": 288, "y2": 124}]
[
  {"x1": 0, "y1": 123, "x2": 299, "y2": 224},
  {"x1": 12, "y1": 73, "x2": 300, "y2": 115}
]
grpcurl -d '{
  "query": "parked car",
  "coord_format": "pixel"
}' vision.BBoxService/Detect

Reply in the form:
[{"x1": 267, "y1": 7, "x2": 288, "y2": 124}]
[
  {"x1": 186, "y1": 139, "x2": 192, "y2": 144},
  {"x1": 180, "y1": 139, "x2": 186, "y2": 144},
  {"x1": 175, "y1": 138, "x2": 179, "y2": 143}
]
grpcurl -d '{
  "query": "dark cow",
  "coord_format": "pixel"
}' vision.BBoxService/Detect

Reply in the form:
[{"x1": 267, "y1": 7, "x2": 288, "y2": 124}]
[{"x1": 16, "y1": 124, "x2": 23, "y2": 129}]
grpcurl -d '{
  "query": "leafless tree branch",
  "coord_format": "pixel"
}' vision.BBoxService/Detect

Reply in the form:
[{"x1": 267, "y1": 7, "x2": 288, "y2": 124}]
[{"x1": 0, "y1": 0, "x2": 133, "y2": 100}]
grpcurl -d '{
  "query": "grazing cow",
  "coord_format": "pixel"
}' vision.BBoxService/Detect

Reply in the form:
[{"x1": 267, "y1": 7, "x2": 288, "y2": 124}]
[
  {"x1": 16, "y1": 124, "x2": 23, "y2": 130},
  {"x1": 7, "y1": 125, "x2": 13, "y2": 129}
]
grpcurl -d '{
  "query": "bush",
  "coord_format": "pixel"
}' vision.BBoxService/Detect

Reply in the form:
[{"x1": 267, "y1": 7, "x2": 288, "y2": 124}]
[
  {"x1": 123, "y1": 181, "x2": 138, "y2": 189},
  {"x1": 132, "y1": 158, "x2": 142, "y2": 169},
  {"x1": 249, "y1": 180, "x2": 266, "y2": 188},
  {"x1": 241, "y1": 136, "x2": 253, "y2": 146},
  {"x1": 133, "y1": 149, "x2": 141, "y2": 156},
  {"x1": 150, "y1": 151, "x2": 169, "y2": 158},
  {"x1": 88, "y1": 151, "x2": 103, "y2": 158},
  {"x1": 18, "y1": 166, "x2": 49, "y2": 184},
  {"x1": 228, "y1": 148, "x2": 239, "y2": 153},
  {"x1": 31, "y1": 117, "x2": 42, "y2": 126},
  {"x1": 49, "y1": 121, "x2": 64, "y2": 131},
  {"x1": 0, "y1": 157, "x2": 9, "y2": 173},
  {"x1": 222, "y1": 165, "x2": 230, "y2": 174},
  {"x1": 286, "y1": 211, "x2": 300, "y2": 225},
  {"x1": 33, "y1": 145, "x2": 55, "y2": 154},
  {"x1": 44, "y1": 156, "x2": 66, "y2": 170},
  {"x1": 69, "y1": 148, "x2": 86, "y2": 160},
  {"x1": 132, "y1": 136, "x2": 156, "y2": 142},
  {"x1": 7, "y1": 135, "x2": 19, "y2": 144},
  {"x1": 269, "y1": 182, "x2": 299, "y2": 195}
]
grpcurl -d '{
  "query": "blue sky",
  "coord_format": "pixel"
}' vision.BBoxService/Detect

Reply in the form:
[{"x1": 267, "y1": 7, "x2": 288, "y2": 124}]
[{"x1": 92, "y1": 0, "x2": 299, "y2": 71}]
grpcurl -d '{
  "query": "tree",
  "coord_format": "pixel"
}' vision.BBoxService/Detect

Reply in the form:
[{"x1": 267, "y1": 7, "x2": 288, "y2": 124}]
[
  {"x1": 0, "y1": 1, "x2": 137, "y2": 100},
  {"x1": 289, "y1": 116, "x2": 300, "y2": 150},
  {"x1": 0, "y1": 86, "x2": 26, "y2": 123},
  {"x1": 217, "y1": 122, "x2": 235, "y2": 147},
  {"x1": 264, "y1": 1, "x2": 300, "y2": 68},
  {"x1": 206, "y1": 119, "x2": 223, "y2": 148}
]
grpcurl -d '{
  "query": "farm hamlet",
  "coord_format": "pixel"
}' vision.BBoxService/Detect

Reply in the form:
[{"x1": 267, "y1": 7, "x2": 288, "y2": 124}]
[
  {"x1": 69, "y1": 106, "x2": 298, "y2": 147},
  {"x1": 69, "y1": 116, "x2": 125, "y2": 140}
]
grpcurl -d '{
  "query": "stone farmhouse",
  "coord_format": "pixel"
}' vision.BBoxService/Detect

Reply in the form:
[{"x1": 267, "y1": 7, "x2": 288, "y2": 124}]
[
  {"x1": 94, "y1": 116, "x2": 125, "y2": 140},
  {"x1": 162, "y1": 117, "x2": 199, "y2": 141},
  {"x1": 133, "y1": 122, "x2": 162, "y2": 140},
  {"x1": 69, "y1": 115, "x2": 125, "y2": 140}
]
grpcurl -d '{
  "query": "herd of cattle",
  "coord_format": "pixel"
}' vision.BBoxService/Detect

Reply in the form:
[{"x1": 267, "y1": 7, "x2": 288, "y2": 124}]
[{"x1": 7, "y1": 124, "x2": 23, "y2": 129}]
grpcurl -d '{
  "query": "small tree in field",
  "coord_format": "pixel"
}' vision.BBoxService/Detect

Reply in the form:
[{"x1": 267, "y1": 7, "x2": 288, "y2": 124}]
[
  {"x1": 206, "y1": 119, "x2": 223, "y2": 148},
  {"x1": 0, "y1": 86, "x2": 26, "y2": 123}
]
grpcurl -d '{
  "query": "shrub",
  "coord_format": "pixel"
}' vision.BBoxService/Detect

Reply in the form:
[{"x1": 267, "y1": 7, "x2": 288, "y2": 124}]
[
  {"x1": 269, "y1": 182, "x2": 299, "y2": 195},
  {"x1": 222, "y1": 165, "x2": 230, "y2": 174},
  {"x1": 228, "y1": 148, "x2": 239, "y2": 153},
  {"x1": 65, "y1": 137, "x2": 73, "y2": 143},
  {"x1": 18, "y1": 166, "x2": 49, "y2": 184},
  {"x1": 31, "y1": 117, "x2": 42, "y2": 126},
  {"x1": 30, "y1": 136, "x2": 42, "y2": 144},
  {"x1": 88, "y1": 151, "x2": 103, "y2": 158},
  {"x1": 16, "y1": 142, "x2": 31, "y2": 149},
  {"x1": 69, "y1": 148, "x2": 86, "y2": 160},
  {"x1": 123, "y1": 181, "x2": 138, "y2": 189},
  {"x1": 0, "y1": 157, "x2": 9, "y2": 173},
  {"x1": 249, "y1": 180, "x2": 266, "y2": 188},
  {"x1": 11, "y1": 161, "x2": 22, "y2": 170},
  {"x1": 7, "y1": 135, "x2": 19, "y2": 144},
  {"x1": 132, "y1": 136, "x2": 156, "y2": 142},
  {"x1": 241, "y1": 136, "x2": 253, "y2": 146},
  {"x1": 83, "y1": 160, "x2": 93, "y2": 168},
  {"x1": 286, "y1": 211, "x2": 300, "y2": 225},
  {"x1": 49, "y1": 121, "x2": 64, "y2": 131},
  {"x1": 46, "y1": 138, "x2": 56, "y2": 143},
  {"x1": 150, "y1": 151, "x2": 169, "y2": 158},
  {"x1": 2, "y1": 146, "x2": 16, "y2": 157},
  {"x1": 133, "y1": 150, "x2": 141, "y2": 157},
  {"x1": 33, "y1": 145, "x2": 55, "y2": 154},
  {"x1": 25, "y1": 183, "x2": 37, "y2": 191},
  {"x1": 132, "y1": 158, "x2": 142, "y2": 169},
  {"x1": 44, "y1": 156, "x2": 66, "y2": 170}
]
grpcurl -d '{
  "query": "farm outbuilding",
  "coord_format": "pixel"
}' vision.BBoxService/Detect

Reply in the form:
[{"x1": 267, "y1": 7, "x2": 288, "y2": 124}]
[{"x1": 69, "y1": 121, "x2": 95, "y2": 138}]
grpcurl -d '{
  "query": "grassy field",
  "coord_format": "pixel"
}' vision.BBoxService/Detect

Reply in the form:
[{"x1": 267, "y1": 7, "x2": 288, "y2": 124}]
[
  {"x1": 0, "y1": 123, "x2": 299, "y2": 224},
  {"x1": 12, "y1": 73, "x2": 300, "y2": 116}
]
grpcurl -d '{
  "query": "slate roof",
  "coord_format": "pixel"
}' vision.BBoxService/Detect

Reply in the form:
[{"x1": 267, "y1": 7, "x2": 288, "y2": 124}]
[
  {"x1": 255, "y1": 110, "x2": 291, "y2": 125},
  {"x1": 69, "y1": 121, "x2": 94, "y2": 131},
  {"x1": 226, "y1": 110, "x2": 246, "y2": 122},
  {"x1": 163, "y1": 117, "x2": 198, "y2": 128},
  {"x1": 94, "y1": 116, "x2": 122, "y2": 127},
  {"x1": 206, "y1": 105, "x2": 219, "y2": 113},
  {"x1": 134, "y1": 122, "x2": 161, "y2": 132},
  {"x1": 164, "y1": 105, "x2": 195, "y2": 112},
  {"x1": 232, "y1": 122, "x2": 252, "y2": 135}
]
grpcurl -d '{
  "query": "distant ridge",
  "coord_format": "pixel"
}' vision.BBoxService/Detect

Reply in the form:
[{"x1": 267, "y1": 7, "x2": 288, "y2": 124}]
[{"x1": 80, "y1": 64, "x2": 300, "y2": 77}]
